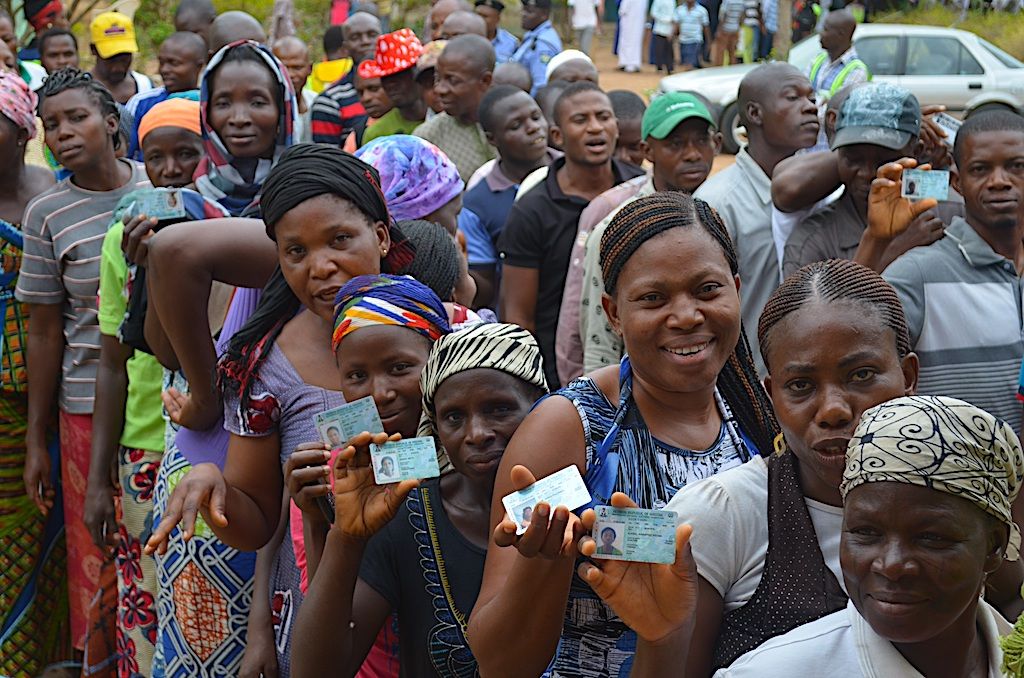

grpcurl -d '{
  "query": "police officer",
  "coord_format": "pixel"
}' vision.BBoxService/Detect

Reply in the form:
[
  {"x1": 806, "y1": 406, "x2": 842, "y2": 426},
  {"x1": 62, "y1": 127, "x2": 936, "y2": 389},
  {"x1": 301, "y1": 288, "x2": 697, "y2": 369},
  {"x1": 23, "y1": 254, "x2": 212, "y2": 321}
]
[
  {"x1": 475, "y1": 0, "x2": 521, "y2": 64},
  {"x1": 511, "y1": 0, "x2": 562, "y2": 95}
]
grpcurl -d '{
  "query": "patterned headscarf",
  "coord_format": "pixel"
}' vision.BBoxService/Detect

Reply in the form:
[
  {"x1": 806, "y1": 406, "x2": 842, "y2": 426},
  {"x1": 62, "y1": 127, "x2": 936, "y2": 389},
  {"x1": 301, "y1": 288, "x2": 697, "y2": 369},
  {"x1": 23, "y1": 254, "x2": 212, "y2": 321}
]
[
  {"x1": 195, "y1": 40, "x2": 297, "y2": 216},
  {"x1": 0, "y1": 70, "x2": 37, "y2": 139},
  {"x1": 332, "y1": 274, "x2": 450, "y2": 351},
  {"x1": 843, "y1": 395, "x2": 1024, "y2": 560},
  {"x1": 417, "y1": 323, "x2": 548, "y2": 439},
  {"x1": 354, "y1": 135, "x2": 463, "y2": 222}
]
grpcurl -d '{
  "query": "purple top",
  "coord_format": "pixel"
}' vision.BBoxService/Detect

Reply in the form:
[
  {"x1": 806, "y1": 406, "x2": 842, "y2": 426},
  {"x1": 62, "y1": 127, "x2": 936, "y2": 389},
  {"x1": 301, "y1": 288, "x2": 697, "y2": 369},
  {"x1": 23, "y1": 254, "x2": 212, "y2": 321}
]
[{"x1": 173, "y1": 286, "x2": 261, "y2": 467}]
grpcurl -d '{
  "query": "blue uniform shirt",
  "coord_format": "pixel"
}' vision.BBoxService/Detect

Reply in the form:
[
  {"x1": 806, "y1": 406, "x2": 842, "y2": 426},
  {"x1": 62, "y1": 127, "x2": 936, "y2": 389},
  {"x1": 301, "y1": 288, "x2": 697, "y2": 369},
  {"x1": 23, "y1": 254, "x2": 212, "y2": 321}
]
[
  {"x1": 493, "y1": 28, "x2": 521, "y2": 63},
  {"x1": 511, "y1": 19, "x2": 563, "y2": 95}
]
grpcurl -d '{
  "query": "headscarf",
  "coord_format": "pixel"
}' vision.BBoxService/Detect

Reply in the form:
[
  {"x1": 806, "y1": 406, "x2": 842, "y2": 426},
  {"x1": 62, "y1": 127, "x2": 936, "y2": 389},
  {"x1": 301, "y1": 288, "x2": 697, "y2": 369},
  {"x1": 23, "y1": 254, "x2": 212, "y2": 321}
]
[
  {"x1": 843, "y1": 395, "x2": 1024, "y2": 560},
  {"x1": 138, "y1": 97, "x2": 202, "y2": 143},
  {"x1": 418, "y1": 323, "x2": 547, "y2": 439},
  {"x1": 354, "y1": 135, "x2": 463, "y2": 222},
  {"x1": 332, "y1": 274, "x2": 450, "y2": 351},
  {"x1": 0, "y1": 70, "x2": 37, "y2": 139},
  {"x1": 259, "y1": 143, "x2": 415, "y2": 274},
  {"x1": 195, "y1": 40, "x2": 297, "y2": 216}
]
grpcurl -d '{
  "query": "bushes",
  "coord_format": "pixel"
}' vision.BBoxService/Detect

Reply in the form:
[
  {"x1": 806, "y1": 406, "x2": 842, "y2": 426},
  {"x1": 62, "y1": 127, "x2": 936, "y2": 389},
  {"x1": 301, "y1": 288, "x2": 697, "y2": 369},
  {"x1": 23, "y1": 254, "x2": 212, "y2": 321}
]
[{"x1": 878, "y1": 5, "x2": 1024, "y2": 58}]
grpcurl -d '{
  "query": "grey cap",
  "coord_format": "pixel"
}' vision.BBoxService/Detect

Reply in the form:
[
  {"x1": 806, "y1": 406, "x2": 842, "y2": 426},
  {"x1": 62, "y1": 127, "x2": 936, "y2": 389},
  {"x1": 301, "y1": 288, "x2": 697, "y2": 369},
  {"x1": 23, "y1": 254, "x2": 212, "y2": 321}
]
[{"x1": 831, "y1": 82, "x2": 921, "y2": 151}]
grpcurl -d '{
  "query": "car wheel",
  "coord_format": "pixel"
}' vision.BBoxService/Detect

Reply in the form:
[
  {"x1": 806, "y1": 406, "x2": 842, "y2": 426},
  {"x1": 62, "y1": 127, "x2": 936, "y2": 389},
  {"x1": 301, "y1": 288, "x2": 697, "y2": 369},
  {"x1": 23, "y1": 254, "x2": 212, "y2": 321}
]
[
  {"x1": 720, "y1": 102, "x2": 743, "y2": 155},
  {"x1": 967, "y1": 102, "x2": 1019, "y2": 118}
]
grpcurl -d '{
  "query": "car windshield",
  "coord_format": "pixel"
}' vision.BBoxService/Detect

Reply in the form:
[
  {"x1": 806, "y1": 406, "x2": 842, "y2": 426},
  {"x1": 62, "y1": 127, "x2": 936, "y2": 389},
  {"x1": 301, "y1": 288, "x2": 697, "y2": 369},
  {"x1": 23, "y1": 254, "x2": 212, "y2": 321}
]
[
  {"x1": 979, "y1": 38, "x2": 1024, "y2": 68},
  {"x1": 788, "y1": 35, "x2": 822, "y2": 73}
]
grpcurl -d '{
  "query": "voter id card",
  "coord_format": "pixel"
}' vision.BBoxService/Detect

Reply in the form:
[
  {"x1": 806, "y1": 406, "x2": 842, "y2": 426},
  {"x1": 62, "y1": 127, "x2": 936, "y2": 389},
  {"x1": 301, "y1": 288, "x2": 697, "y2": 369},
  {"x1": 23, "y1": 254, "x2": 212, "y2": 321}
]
[
  {"x1": 369, "y1": 436, "x2": 440, "y2": 484},
  {"x1": 502, "y1": 465, "x2": 592, "y2": 535},
  {"x1": 933, "y1": 112, "x2": 961, "y2": 147},
  {"x1": 313, "y1": 396, "x2": 384, "y2": 449},
  {"x1": 131, "y1": 188, "x2": 186, "y2": 221},
  {"x1": 591, "y1": 505, "x2": 678, "y2": 564},
  {"x1": 902, "y1": 169, "x2": 949, "y2": 201}
]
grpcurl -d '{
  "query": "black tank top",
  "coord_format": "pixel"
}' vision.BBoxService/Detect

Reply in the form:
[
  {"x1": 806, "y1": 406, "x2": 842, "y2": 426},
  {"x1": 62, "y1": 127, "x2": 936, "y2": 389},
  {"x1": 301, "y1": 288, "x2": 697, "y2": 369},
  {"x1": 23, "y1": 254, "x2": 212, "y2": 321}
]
[{"x1": 711, "y1": 450, "x2": 848, "y2": 669}]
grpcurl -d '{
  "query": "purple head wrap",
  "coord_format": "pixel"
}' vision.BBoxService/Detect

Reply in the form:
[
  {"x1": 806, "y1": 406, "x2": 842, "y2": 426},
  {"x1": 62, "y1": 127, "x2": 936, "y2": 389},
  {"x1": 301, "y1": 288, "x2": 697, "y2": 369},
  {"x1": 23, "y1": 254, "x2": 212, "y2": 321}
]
[{"x1": 354, "y1": 135, "x2": 463, "y2": 222}]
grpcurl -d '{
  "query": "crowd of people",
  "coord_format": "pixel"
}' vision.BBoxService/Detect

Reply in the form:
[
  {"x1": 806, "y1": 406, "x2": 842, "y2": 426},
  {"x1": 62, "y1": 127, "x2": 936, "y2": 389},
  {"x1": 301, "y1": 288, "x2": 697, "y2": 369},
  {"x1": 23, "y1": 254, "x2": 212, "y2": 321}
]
[{"x1": 2, "y1": 0, "x2": 1024, "y2": 676}]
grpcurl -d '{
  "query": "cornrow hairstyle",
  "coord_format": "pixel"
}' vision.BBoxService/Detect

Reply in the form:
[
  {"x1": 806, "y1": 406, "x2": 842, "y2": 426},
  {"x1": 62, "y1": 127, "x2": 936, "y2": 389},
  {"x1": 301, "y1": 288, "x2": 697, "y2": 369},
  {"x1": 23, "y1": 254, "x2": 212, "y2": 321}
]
[
  {"x1": 757, "y1": 259, "x2": 911, "y2": 371},
  {"x1": 599, "y1": 191, "x2": 779, "y2": 456},
  {"x1": 395, "y1": 219, "x2": 460, "y2": 301},
  {"x1": 37, "y1": 67, "x2": 122, "y2": 149}
]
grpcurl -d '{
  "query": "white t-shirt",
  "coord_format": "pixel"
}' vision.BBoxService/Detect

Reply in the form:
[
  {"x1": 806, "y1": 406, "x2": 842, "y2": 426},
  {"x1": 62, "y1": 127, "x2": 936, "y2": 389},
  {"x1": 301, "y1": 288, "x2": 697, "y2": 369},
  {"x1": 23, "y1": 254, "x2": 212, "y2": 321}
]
[
  {"x1": 664, "y1": 455, "x2": 845, "y2": 612},
  {"x1": 569, "y1": 0, "x2": 601, "y2": 29},
  {"x1": 714, "y1": 599, "x2": 1010, "y2": 677}
]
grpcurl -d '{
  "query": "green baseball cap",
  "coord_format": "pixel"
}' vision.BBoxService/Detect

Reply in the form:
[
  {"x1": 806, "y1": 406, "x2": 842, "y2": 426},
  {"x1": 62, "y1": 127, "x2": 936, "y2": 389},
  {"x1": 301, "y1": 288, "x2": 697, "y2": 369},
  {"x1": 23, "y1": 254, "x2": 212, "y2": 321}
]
[{"x1": 642, "y1": 92, "x2": 716, "y2": 140}]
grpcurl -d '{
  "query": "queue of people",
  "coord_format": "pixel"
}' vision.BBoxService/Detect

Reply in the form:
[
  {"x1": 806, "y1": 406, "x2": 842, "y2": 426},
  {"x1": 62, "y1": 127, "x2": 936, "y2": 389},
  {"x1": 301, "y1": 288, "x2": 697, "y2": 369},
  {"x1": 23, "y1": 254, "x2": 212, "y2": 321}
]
[{"x1": 2, "y1": 0, "x2": 1024, "y2": 677}]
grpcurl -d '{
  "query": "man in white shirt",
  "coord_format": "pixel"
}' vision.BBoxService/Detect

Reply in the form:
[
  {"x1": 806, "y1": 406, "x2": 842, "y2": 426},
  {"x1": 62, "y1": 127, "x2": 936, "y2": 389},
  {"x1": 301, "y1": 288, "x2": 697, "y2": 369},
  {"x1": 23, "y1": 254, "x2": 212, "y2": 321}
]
[{"x1": 568, "y1": 0, "x2": 603, "y2": 55}]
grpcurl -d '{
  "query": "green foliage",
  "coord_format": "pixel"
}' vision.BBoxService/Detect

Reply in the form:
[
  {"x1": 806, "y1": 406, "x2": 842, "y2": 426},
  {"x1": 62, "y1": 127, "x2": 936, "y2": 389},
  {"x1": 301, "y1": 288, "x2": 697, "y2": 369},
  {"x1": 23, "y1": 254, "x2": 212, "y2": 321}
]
[{"x1": 878, "y1": 5, "x2": 1024, "y2": 58}]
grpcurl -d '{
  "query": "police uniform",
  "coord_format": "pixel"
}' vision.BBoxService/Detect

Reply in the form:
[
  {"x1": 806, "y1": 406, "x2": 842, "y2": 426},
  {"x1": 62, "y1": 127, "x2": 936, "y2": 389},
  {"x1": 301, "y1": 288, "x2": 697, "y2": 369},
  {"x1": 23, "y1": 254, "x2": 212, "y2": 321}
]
[
  {"x1": 476, "y1": 0, "x2": 522, "y2": 63},
  {"x1": 511, "y1": 8, "x2": 563, "y2": 95}
]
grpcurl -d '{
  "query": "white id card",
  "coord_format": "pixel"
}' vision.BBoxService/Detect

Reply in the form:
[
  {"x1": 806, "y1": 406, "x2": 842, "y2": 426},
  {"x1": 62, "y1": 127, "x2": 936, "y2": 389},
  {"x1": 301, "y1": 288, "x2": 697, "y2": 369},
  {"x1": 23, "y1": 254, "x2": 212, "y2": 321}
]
[
  {"x1": 592, "y1": 505, "x2": 678, "y2": 564},
  {"x1": 902, "y1": 168, "x2": 949, "y2": 202},
  {"x1": 502, "y1": 465, "x2": 592, "y2": 535},
  {"x1": 369, "y1": 436, "x2": 440, "y2": 484},
  {"x1": 313, "y1": 396, "x2": 384, "y2": 449}
]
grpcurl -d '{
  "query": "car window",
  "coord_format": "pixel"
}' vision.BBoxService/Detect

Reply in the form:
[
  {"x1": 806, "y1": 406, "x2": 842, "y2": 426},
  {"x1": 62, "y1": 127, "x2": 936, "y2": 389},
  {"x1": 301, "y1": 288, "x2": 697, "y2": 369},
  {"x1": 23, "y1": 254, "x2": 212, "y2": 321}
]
[
  {"x1": 854, "y1": 36, "x2": 901, "y2": 76},
  {"x1": 905, "y1": 36, "x2": 984, "y2": 76},
  {"x1": 979, "y1": 38, "x2": 1024, "y2": 68}
]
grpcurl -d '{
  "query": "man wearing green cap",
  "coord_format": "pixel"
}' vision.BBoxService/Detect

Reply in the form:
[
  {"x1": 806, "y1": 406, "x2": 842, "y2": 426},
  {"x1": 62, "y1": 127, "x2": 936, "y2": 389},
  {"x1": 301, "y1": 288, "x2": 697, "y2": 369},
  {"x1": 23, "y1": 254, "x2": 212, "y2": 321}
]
[{"x1": 554, "y1": 91, "x2": 721, "y2": 382}]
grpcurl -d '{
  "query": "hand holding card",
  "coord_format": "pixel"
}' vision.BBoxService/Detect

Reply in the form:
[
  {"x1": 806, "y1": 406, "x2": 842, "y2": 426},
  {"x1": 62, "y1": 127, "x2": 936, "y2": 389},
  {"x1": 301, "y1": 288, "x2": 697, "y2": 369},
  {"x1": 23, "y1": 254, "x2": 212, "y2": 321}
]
[
  {"x1": 331, "y1": 431, "x2": 418, "y2": 540},
  {"x1": 494, "y1": 465, "x2": 591, "y2": 560},
  {"x1": 577, "y1": 492, "x2": 700, "y2": 644},
  {"x1": 867, "y1": 158, "x2": 939, "y2": 240}
]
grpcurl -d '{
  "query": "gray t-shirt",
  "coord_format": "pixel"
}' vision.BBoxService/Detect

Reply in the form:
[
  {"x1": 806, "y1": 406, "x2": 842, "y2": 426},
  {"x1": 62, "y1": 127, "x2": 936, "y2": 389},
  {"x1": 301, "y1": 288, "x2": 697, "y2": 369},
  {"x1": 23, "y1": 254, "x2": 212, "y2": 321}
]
[
  {"x1": 16, "y1": 160, "x2": 150, "y2": 413},
  {"x1": 782, "y1": 191, "x2": 866, "y2": 278}
]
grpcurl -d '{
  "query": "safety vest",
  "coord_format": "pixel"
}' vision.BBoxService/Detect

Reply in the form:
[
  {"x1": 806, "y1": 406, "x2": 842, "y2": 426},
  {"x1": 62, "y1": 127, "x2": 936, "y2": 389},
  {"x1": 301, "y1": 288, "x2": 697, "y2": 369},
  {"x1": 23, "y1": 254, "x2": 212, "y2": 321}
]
[{"x1": 809, "y1": 52, "x2": 872, "y2": 97}]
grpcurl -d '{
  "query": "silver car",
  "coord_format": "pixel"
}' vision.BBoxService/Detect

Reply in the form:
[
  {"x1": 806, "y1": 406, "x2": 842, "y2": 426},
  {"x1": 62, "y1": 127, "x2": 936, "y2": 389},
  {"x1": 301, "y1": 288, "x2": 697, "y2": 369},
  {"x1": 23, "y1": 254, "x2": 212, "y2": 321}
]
[{"x1": 658, "y1": 23, "x2": 1024, "y2": 153}]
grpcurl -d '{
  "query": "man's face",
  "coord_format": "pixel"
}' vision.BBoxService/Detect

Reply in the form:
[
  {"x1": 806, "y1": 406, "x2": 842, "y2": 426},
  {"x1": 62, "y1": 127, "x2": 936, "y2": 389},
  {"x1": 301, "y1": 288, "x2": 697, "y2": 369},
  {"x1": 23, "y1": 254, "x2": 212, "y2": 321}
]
[
  {"x1": 380, "y1": 68, "x2": 421, "y2": 109},
  {"x1": 159, "y1": 39, "x2": 204, "y2": 93},
  {"x1": 755, "y1": 72, "x2": 820, "y2": 154},
  {"x1": 819, "y1": 16, "x2": 842, "y2": 52},
  {"x1": 954, "y1": 129, "x2": 1024, "y2": 232},
  {"x1": 434, "y1": 53, "x2": 490, "y2": 122},
  {"x1": 94, "y1": 50, "x2": 133, "y2": 83},
  {"x1": 273, "y1": 44, "x2": 312, "y2": 95},
  {"x1": 521, "y1": 4, "x2": 548, "y2": 30},
  {"x1": 551, "y1": 90, "x2": 618, "y2": 167},
  {"x1": 356, "y1": 73, "x2": 392, "y2": 118},
  {"x1": 490, "y1": 91, "x2": 548, "y2": 164},
  {"x1": 429, "y1": 2, "x2": 458, "y2": 41},
  {"x1": 836, "y1": 142, "x2": 906, "y2": 208},
  {"x1": 647, "y1": 117, "x2": 721, "y2": 192},
  {"x1": 474, "y1": 5, "x2": 501, "y2": 36},
  {"x1": 175, "y1": 11, "x2": 212, "y2": 45},
  {"x1": 41, "y1": 35, "x2": 79, "y2": 73},
  {"x1": 614, "y1": 117, "x2": 645, "y2": 167},
  {"x1": 343, "y1": 15, "x2": 382, "y2": 64}
]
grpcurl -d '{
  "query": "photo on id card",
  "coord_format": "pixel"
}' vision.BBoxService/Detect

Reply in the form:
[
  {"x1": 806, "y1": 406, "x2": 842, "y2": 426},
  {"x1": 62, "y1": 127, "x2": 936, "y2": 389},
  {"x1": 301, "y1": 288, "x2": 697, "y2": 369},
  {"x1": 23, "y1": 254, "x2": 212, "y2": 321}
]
[
  {"x1": 591, "y1": 505, "x2": 678, "y2": 564},
  {"x1": 313, "y1": 395, "x2": 384, "y2": 449},
  {"x1": 369, "y1": 436, "x2": 440, "y2": 485}
]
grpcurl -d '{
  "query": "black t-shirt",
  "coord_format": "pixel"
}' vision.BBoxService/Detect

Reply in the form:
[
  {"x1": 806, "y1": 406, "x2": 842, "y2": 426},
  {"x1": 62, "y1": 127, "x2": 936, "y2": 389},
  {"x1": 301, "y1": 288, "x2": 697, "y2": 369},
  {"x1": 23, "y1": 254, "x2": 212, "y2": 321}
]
[
  {"x1": 497, "y1": 157, "x2": 645, "y2": 388},
  {"x1": 359, "y1": 477, "x2": 486, "y2": 677}
]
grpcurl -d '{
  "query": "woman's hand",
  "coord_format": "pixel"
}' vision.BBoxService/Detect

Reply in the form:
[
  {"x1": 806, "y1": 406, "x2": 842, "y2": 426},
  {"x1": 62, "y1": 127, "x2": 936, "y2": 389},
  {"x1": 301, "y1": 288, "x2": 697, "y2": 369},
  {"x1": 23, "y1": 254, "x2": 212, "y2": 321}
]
[
  {"x1": 492, "y1": 464, "x2": 585, "y2": 560},
  {"x1": 22, "y1": 441, "x2": 54, "y2": 515},
  {"x1": 144, "y1": 462, "x2": 227, "y2": 555},
  {"x1": 239, "y1": 614, "x2": 280, "y2": 678},
  {"x1": 332, "y1": 431, "x2": 417, "y2": 540},
  {"x1": 83, "y1": 462, "x2": 120, "y2": 552},
  {"x1": 121, "y1": 214, "x2": 159, "y2": 267},
  {"x1": 867, "y1": 158, "x2": 939, "y2": 240},
  {"x1": 162, "y1": 386, "x2": 222, "y2": 432},
  {"x1": 577, "y1": 492, "x2": 699, "y2": 644},
  {"x1": 285, "y1": 442, "x2": 333, "y2": 518}
]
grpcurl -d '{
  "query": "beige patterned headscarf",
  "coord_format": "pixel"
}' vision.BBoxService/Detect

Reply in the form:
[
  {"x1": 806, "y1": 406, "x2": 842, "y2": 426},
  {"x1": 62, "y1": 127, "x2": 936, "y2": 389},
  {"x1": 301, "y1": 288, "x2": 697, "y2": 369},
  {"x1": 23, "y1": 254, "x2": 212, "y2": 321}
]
[{"x1": 842, "y1": 395, "x2": 1024, "y2": 560}]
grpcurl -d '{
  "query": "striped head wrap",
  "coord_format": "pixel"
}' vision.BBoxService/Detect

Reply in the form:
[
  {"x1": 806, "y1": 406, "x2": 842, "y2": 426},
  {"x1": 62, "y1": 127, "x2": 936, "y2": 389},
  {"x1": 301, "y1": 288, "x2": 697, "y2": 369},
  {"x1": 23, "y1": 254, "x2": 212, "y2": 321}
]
[
  {"x1": 843, "y1": 395, "x2": 1024, "y2": 560},
  {"x1": 332, "y1": 274, "x2": 450, "y2": 351},
  {"x1": 354, "y1": 135, "x2": 463, "y2": 222},
  {"x1": 0, "y1": 70, "x2": 37, "y2": 139},
  {"x1": 194, "y1": 40, "x2": 297, "y2": 216},
  {"x1": 418, "y1": 323, "x2": 548, "y2": 438}
]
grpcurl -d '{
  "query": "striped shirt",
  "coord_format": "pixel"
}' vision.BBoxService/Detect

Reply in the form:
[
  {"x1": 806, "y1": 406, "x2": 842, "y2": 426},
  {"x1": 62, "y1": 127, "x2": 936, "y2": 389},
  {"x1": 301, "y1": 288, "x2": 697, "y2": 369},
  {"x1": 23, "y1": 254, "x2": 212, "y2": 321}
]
[
  {"x1": 310, "y1": 70, "x2": 368, "y2": 148},
  {"x1": 883, "y1": 216, "x2": 1023, "y2": 431},
  {"x1": 15, "y1": 161, "x2": 151, "y2": 413}
]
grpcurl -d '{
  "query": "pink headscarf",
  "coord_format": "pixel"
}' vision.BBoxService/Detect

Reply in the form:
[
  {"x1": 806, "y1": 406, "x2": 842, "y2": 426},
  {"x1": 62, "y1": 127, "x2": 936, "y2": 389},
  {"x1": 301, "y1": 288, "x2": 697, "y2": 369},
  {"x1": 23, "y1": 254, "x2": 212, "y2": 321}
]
[{"x1": 0, "y1": 71, "x2": 37, "y2": 139}]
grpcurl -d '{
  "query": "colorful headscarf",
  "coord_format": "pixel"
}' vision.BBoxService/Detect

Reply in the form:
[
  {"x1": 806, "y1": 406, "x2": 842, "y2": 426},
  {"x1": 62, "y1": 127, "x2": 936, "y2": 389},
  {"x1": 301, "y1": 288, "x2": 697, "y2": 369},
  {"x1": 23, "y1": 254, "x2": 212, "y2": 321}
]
[
  {"x1": 843, "y1": 395, "x2": 1024, "y2": 560},
  {"x1": 138, "y1": 97, "x2": 202, "y2": 143},
  {"x1": 332, "y1": 274, "x2": 450, "y2": 351},
  {"x1": 0, "y1": 70, "x2": 37, "y2": 139},
  {"x1": 354, "y1": 135, "x2": 463, "y2": 222},
  {"x1": 195, "y1": 40, "x2": 297, "y2": 216},
  {"x1": 418, "y1": 323, "x2": 547, "y2": 439}
]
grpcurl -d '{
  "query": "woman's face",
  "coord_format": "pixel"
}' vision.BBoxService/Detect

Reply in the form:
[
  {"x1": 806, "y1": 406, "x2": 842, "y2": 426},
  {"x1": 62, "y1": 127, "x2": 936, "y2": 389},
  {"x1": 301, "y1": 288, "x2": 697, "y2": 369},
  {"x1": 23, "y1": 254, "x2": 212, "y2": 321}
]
[
  {"x1": 432, "y1": 369, "x2": 539, "y2": 482},
  {"x1": 337, "y1": 325, "x2": 433, "y2": 439},
  {"x1": 603, "y1": 227, "x2": 740, "y2": 395},
  {"x1": 141, "y1": 127, "x2": 203, "y2": 188},
  {"x1": 274, "y1": 194, "x2": 388, "y2": 320},
  {"x1": 764, "y1": 301, "x2": 918, "y2": 503},
  {"x1": 0, "y1": 116, "x2": 25, "y2": 163},
  {"x1": 207, "y1": 59, "x2": 281, "y2": 159},
  {"x1": 841, "y1": 482, "x2": 1005, "y2": 645},
  {"x1": 41, "y1": 88, "x2": 117, "y2": 172}
]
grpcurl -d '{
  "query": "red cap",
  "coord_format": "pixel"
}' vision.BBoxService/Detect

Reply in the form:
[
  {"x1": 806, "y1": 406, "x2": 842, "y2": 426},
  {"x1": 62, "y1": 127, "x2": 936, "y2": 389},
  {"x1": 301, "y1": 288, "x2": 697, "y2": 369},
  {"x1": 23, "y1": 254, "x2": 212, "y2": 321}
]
[{"x1": 357, "y1": 28, "x2": 423, "y2": 79}]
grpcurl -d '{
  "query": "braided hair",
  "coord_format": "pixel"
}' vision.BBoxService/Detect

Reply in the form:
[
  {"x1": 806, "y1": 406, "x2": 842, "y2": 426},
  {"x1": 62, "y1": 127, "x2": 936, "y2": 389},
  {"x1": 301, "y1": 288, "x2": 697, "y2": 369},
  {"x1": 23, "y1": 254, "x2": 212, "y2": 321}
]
[
  {"x1": 758, "y1": 259, "x2": 911, "y2": 372},
  {"x1": 599, "y1": 191, "x2": 779, "y2": 457},
  {"x1": 395, "y1": 219, "x2": 460, "y2": 302},
  {"x1": 37, "y1": 67, "x2": 122, "y2": 150}
]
